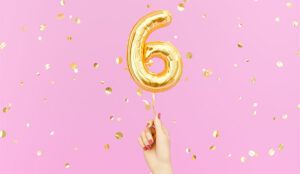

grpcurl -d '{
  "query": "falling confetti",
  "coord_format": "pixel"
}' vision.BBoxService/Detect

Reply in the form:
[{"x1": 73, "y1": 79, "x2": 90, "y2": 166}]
[
  {"x1": 292, "y1": 21, "x2": 298, "y2": 27},
  {"x1": 192, "y1": 155, "x2": 197, "y2": 160},
  {"x1": 252, "y1": 110, "x2": 257, "y2": 115},
  {"x1": 26, "y1": 123, "x2": 30, "y2": 127},
  {"x1": 177, "y1": 3, "x2": 185, "y2": 11},
  {"x1": 233, "y1": 64, "x2": 238, "y2": 68},
  {"x1": 186, "y1": 52, "x2": 192, "y2": 59},
  {"x1": 74, "y1": 147, "x2": 78, "y2": 151},
  {"x1": 276, "y1": 61, "x2": 283, "y2": 68},
  {"x1": 116, "y1": 57, "x2": 123, "y2": 64},
  {"x1": 203, "y1": 69, "x2": 212, "y2": 77},
  {"x1": 109, "y1": 115, "x2": 114, "y2": 120},
  {"x1": 297, "y1": 104, "x2": 300, "y2": 110},
  {"x1": 147, "y1": 4, "x2": 151, "y2": 8},
  {"x1": 93, "y1": 62, "x2": 99, "y2": 68},
  {"x1": 60, "y1": 0, "x2": 65, "y2": 6},
  {"x1": 37, "y1": 151, "x2": 42, "y2": 156},
  {"x1": 213, "y1": 130, "x2": 220, "y2": 138},
  {"x1": 253, "y1": 103, "x2": 258, "y2": 107},
  {"x1": 241, "y1": 156, "x2": 247, "y2": 163},
  {"x1": 286, "y1": 2, "x2": 292, "y2": 7},
  {"x1": 238, "y1": 23, "x2": 243, "y2": 28},
  {"x1": 75, "y1": 17, "x2": 80, "y2": 24},
  {"x1": 45, "y1": 64, "x2": 50, "y2": 70},
  {"x1": 237, "y1": 42, "x2": 243, "y2": 48},
  {"x1": 0, "y1": 42, "x2": 7, "y2": 50},
  {"x1": 0, "y1": 130, "x2": 7, "y2": 138},
  {"x1": 115, "y1": 132, "x2": 123, "y2": 139},
  {"x1": 104, "y1": 144, "x2": 110, "y2": 150},
  {"x1": 136, "y1": 88, "x2": 143, "y2": 96},
  {"x1": 251, "y1": 77, "x2": 256, "y2": 83},
  {"x1": 282, "y1": 114, "x2": 288, "y2": 119},
  {"x1": 67, "y1": 36, "x2": 72, "y2": 41},
  {"x1": 278, "y1": 144, "x2": 284, "y2": 151},
  {"x1": 268, "y1": 148, "x2": 275, "y2": 156},
  {"x1": 186, "y1": 148, "x2": 191, "y2": 153},
  {"x1": 275, "y1": 17, "x2": 280, "y2": 22},
  {"x1": 210, "y1": 145, "x2": 216, "y2": 151},
  {"x1": 248, "y1": 150, "x2": 258, "y2": 157},
  {"x1": 65, "y1": 163, "x2": 70, "y2": 168},
  {"x1": 39, "y1": 24, "x2": 47, "y2": 31},
  {"x1": 57, "y1": 14, "x2": 64, "y2": 20},
  {"x1": 227, "y1": 153, "x2": 232, "y2": 157},
  {"x1": 100, "y1": 81, "x2": 105, "y2": 84},
  {"x1": 22, "y1": 26, "x2": 27, "y2": 31},
  {"x1": 70, "y1": 63, "x2": 78, "y2": 73},
  {"x1": 38, "y1": 36, "x2": 43, "y2": 41},
  {"x1": 105, "y1": 87, "x2": 112, "y2": 94},
  {"x1": 125, "y1": 98, "x2": 129, "y2": 103},
  {"x1": 50, "y1": 81, "x2": 55, "y2": 85},
  {"x1": 202, "y1": 14, "x2": 207, "y2": 18},
  {"x1": 117, "y1": 117, "x2": 121, "y2": 121},
  {"x1": 50, "y1": 131, "x2": 55, "y2": 135}
]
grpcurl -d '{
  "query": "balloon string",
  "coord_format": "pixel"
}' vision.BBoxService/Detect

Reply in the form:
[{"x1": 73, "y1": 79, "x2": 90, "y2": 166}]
[{"x1": 152, "y1": 93, "x2": 157, "y2": 117}]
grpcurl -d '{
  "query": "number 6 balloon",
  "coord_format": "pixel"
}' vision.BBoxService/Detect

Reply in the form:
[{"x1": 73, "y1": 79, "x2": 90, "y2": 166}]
[{"x1": 127, "y1": 10, "x2": 183, "y2": 93}]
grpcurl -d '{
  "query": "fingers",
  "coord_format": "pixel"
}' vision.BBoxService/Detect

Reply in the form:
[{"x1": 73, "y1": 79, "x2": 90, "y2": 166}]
[
  {"x1": 146, "y1": 120, "x2": 154, "y2": 128},
  {"x1": 145, "y1": 127, "x2": 154, "y2": 145},
  {"x1": 138, "y1": 136, "x2": 147, "y2": 151},
  {"x1": 154, "y1": 113, "x2": 163, "y2": 134},
  {"x1": 141, "y1": 130, "x2": 151, "y2": 150}
]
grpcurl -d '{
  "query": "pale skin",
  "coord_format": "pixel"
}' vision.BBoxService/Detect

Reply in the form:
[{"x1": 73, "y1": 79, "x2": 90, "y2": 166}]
[{"x1": 138, "y1": 113, "x2": 174, "y2": 174}]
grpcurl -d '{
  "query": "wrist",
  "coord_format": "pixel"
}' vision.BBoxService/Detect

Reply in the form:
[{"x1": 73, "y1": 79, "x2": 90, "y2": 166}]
[{"x1": 152, "y1": 162, "x2": 173, "y2": 174}]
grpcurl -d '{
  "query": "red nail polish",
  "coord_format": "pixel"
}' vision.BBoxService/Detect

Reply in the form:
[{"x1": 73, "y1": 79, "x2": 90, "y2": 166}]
[
  {"x1": 158, "y1": 113, "x2": 161, "y2": 119},
  {"x1": 146, "y1": 145, "x2": 151, "y2": 149},
  {"x1": 143, "y1": 147, "x2": 147, "y2": 151},
  {"x1": 148, "y1": 139, "x2": 153, "y2": 144},
  {"x1": 146, "y1": 123, "x2": 149, "y2": 127}
]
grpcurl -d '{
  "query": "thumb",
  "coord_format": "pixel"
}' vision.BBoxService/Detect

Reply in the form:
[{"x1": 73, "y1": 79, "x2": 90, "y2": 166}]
[{"x1": 154, "y1": 113, "x2": 164, "y2": 135}]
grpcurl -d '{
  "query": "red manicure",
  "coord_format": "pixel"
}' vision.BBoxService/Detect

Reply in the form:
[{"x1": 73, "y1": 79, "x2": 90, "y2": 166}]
[
  {"x1": 143, "y1": 147, "x2": 147, "y2": 151},
  {"x1": 148, "y1": 139, "x2": 153, "y2": 145},
  {"x1": 146, "y1": 123, "x2": 150, "y2": 127},
  {"x1": 146, "y1": 145, "x2": 151, "y2": 149},
  {"x1": 158, "y1": 113, "x2": 161, "y2": 119}
]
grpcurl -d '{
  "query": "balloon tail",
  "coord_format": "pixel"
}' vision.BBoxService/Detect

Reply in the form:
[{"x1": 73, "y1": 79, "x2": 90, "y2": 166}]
[{"x1": 152, "y1": 93, "x2": 157, "y2": 117}]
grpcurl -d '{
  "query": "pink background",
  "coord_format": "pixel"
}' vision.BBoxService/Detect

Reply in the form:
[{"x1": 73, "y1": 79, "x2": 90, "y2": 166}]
[{"x1": 0, "y1": 0, "x2": 299, "y2": 173}]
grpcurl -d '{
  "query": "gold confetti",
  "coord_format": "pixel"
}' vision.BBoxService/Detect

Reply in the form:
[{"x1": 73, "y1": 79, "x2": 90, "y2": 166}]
[
  {"x1": 74, "y1": 147, "x2": 78, "y2": 151},
  {"x1": 72, "y1": 77, "x2": 76, "y2": 80},
  {"x1": 173, "y1": 120, "x2": 177, "y2": 123},
  {"x1": 39, "y1": 24, "x2": 47, "y2": 31},
  {"x1": 184, "y1": 0, "x2": 188, "y2": 2},
  {"x1": 100, "y1": 81, "x2": 105, "y2": 84},
  {"x1": 147, "y1": 4, "x2": 151, "y2": 8},
  {"x1": 204, "y1": 69, "x2": 212, "y2": 77},
  {"x1": 174, "y1": 35, "x2": 178, "y2": 39},
  {"x1": 248, "y1": 150, "x2": 256, "y2": 157},
  {"x1": 298, "y1": 52, "x2": 300, "y2": 56},
  {"x1": 115, "y1": 132, "x2": 123, "y2": 140},
  {"x1": 69, "y1": 15, "x2": 73, "y2": 19},
  {"x1": 0, "y1": 42, "x2": 7, "y2": 50},
  {"x1": 124, "y1": 67, "x2": 128, "y2": 71},
  {"x1": 213, "y1": 130, "x2": 220, "y2": 138},
  {"x1": 36, "y1": 72, "x2": 40, "y2": 76},
  {"x1": 273, "y1": 117, "x2": 277, "y2": 120},
  {"x1": 233, "y1": 64, "x2": 238, "y2": 67},
  {"x1": 210, "y1": 145, "x2": 216, "y2": 151},
  {"x1": 253, "y1": 103, "x2": 258, "y2": 107},
  {"x1": 75, "y1": 17, "x2": 80, "y2": 24},
  {"x1": 282, "y1": 114, "x2": 288, "y2": 119},
  {"x1": 0, "y1": 130, "x2": 7, "y2": 138},
  {"x1": 13, "y1": 140, "x2": 18, "y2": 144},
  {"x1": 238, "y1": 96, "x2": 242, "y2": 100},
  {"x1": 278, "y1": 144, "x2": 284, "y2": 151},
  {"x1": 110, "y1": 115, "x2": 114, "y2": 120},
  {"x1": 275, "y1": 17, "x2": 280, "y2": 22},
  {"x1": 137, "y1": 88, "x2": 143, "y2": 96},
  {"x1": 245, "y1": 59, "x2": 250, "y2": 62},
  {"x1": 202, "y1": 14, "x2": 207, "y2": 18},
  {"x1": 184, "y1": 77, "x2": 189, "y2": 82},
  {"x1": 22, "y1": 26, "x2": 27, "y2": 31},
  {"x1": 237, "y1": 42, "x2": 243, "y2": 48},
  {"x1": 186, "y1": 148, "x2": 191, "y2": 153},
  {"x1": 45, "y1": 64, "x2": 50, "y2": 70},
  {"x1": 26, "y1": 123, "x2": 30, "y2": 127},
  {"x1": 43, "y1": 98, "x2": 47, "y2": 102},
  {"x1": 125, "y1": 98, "x2": 129, "y2": 103},
  {"x1": 105, "y1": 87, "x2": 112, "y2": 94},
  {"x1": 238, "y1": 23, "x2": 243, "y2": 28},
  {"x1": 60, "y1": 0, "x2": 65, "y2": 6},
  {"x1": 38, "y1": 36, "x2": 42, "y2": 40},
  {"x1": 50, "y1": 81, "x2": 55, "y2": 85},
  {"x1": 142, "y1": 99, "x2": 149, "y2": 105},
  {"x1": 145, "y1": 105, "x2": 151, "y2": 111},
  {"x1": 93, "y1": 62, "x2": 99, "y2": 68},
  {"x1": 116, "y1": 57, "x2": 123, "y2": 64},
  {"x1": 252, "y1": 110, "x2": 257, "y2": 115},
  {"x1": 192, "y1": 155, "x2": 197, "y2": 160},
  {"x1": 177, "y1": 3, "x2": 185, "y2": 11},
  {"x1": 67, "y1": 36, "x2": 72, "y2": 41},
  {"x1": 241, "y1": 156, "x2": 247, "y2": 163},
  {"x1": 20, "y1": 82, "x2": 24, "y2": 86},
  {"x1": 276, "y1": 61, "x2": 283, "y2": 68},
  {"x1": 117, "y1": 117, "x2": 121, "y2": 121},
  {"x1": 70, "y1": 63, "x2": 78, "y2": 73},
  {"x1": 297, "y1": 104, "x2": 300, "y2": 110},
  {"x1": 251, "y1": 77, "x2": 256, "y2": 83},
  {"x1": 286, "y1": 2, "x2": 292, "y2": 7},
  {"x1": 50, "y1": 131, "x2": 55, "y2": 135},
  {"x1": 292, "y1": 21, "x2": 298, "y2": 27},
  {"x1": 186, "y1": 52, "x2": 192, "y2": 59},
  {"x1": 268, "y1": 148, "x2": 275, "y2": 156},
  {"x1": 37, "y1": 151, "x2": 42, "y2": 156},
  {"x1": 104, "y1": 144, "x2": 110, "y2": 150},
  {"x1": 65, "y1": 163, "x2": 70, "y2": 168},
  {"x1": 57, "y1": 13, "x2": 64, "y2": 20},
  {"x1": 216, "y1": 77, "x2": 221, "y2": 81},
  {"x1": 227, "y1": 153, "x2": 232, "y2": 157}
]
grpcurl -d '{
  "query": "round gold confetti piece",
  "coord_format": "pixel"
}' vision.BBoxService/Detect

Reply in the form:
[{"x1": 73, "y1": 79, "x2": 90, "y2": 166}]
[
  {"x1": 3, "y1": 107, "x2": 8, "y2": 113},
  {"x1": 50, "y1": 81, "x2": 55, "y2": 85},
  {"x1": 104, "y1": 144, "x2": 110, "y2": 150},
  {"x1": 238, "y1": 96, "x2": 242, "y2": 100},
  {"x1": 286, "y1": 2, "x2": 292, "y2": 7},
  {"x1": 110, "y1": 115, "x2": 114, "y2": 120},
  {"x1": 69, "y1": 15, "x2": 73, "y2": 19},
  {"x1": 173, "y1": 120, "x2": 177, "y2": 123},
  {"x1": 57, "y1": 14, "x2": 64, "y2": 20},
  {"x1": 297, "y1": 104, "x2": 300, "y2": 110},
  {"x1": 276, "y1": 61, "x2": 283, "y2": 68},
  {"x1": 241, "y1": 156, "x2": 247, "y2": 163},
  {"x1": 238, "y1": 24, "x2": 243, "y2": 28},
  {"x1": 298, "y1": 52, "x2": 300, "y2": 56},
  {"x1": 38, "y1": 36, "x2": 42, "y2": 41},
  {"x1": 117, "y1": 117, "x2": 121, "y2": 121},
  {"x1": 186, "y1": 52, "x2": 192, "y2": 59},
  {"x1": 292, "y1": 21, "x2": 298, "y2": 27},
  {"x1": 204, "y1": 70, "x2": 212, "y2": 77},
  {"x1": 0, "y1": 42, "x2": 7, "y2": 50},
  {"x1": 75, "y1": 17, "x2": 80, "y2": 24},
  {"x1": 105, "y1": 87, "x2": 112, "y2": 94},
  {"x1": 43, "y1": 98, "x2": 47, "y2": 102},
  {"x1": 248, "y1": 150, "x2": 256, "y2": 157},
  {"x1": 174, "y1": 35, "x2": 178, "y2": 39},
  {"x1": 237, "y1": 42, "x2": 243, "y2": 48},
  {"x1": 74, "y1": 147, "x2": 78, "y2": 151},
  {"x1": 282, "y1": 114, "x2": 288, "y2": 119},
  {"x1": 227, "y1": 153, "x2": 232, "y2": 157},
  {"x1": 45, "y1": 64, "x2": 50, "y2": 70},
  {"x1": 125, "y1": 98, "x2": 129, "y2": 103},
  {"x1": 60, "y1": 0, "x2": 65, "y2": 6},
  {"x1": 278, "y1": 144, "x2": 284, "y2": 151},
  {"x1": 273, "y1": 117, "x2": 277, "y2": 120},
  {"x1": 70, "y1": 63, "x2": 78, "y2": 70},
  {"x1": 253, "y1": 103, "x2": 258, "y2": 107},
  {"x1": 192, "y1": 155, "x2": 197, "y2": 160},
  {"x1": 213, "y1": 130, "x2": 220, "y2": 138},
  {"x1": 268, "y1": 148, "x2": 275, "y2": 156},
  {"x1": 186, "y1": 148, "x2": 191, "y2": 153},
  {"x1": 26, "y1": 123, "x2": 30, "y2": 127},
  {"x1": 115, "y1": 132, "x2": 123, "y2": 140},
  {"x1": 252, "y1": 110, "x2": 257, "y2": 115},
  {"x1": 93, "y1": 62, "x2": 99, "y2": 68},
  {"x1": 202, "y1": 14, "x2": 207, "y2": 18},
  {"x1": 39, "y1": 24, "x2": 47, "y2": 31},
  {"x1": 210, "y1": 145, "x2": 216, "y2": 151},
  {"x1": 116, "y1": 57, "x2": 123, "y2": 64},
  {"x1": 0, "y1": 130, "x2": 7, "y2": 138},
  {"x1": 100, "y1": 81, "x2": 105, "y2": 84},
  {"x1": 37, "y1": 151, "x2": 42, "y2": 156},
  {"x1": 36, "y1": 72, "x2": 40, "y2": 76},
  {"x1": 13, "y1": 140, "x2": 18, "y2": 144},
  {"x1": 245, "y1": 59, "x2": 250, "y2": 62},
  {"x1": 251, "y1": 77, "x2": 256, "y2": 83},
  {"x1": 67, "y1": 36, "x2": 72, "y2": 41},
  {"x1": 142, "y1": 99, "x2": 149, "y2": 105},
  {"x1": 275, "y1": 17, "x2": 280, "y2": 22},
  {"x1": 137, "y1": 88, "x2": 143, "y2": 96},
  {"x1": 184, "y1": 0, "x2": 188, "y2": 2},
  {"x1": 65, "y1": 163, "x2": 70, "y2": 168},
  {"x1": 233, "y1": 64, "x2": 238, "y2": 67},
  {"x1": 145, "y1": 105, "x2": 151, "y2": 111},
  {"x1": 147, "y1": 4, "x2": 151, "y2": 8},
  {"x1": 22, "y1": 26, "x2": 27, "y2": 31},
  {"x1": 177, "y1": 3, "x2": 185, "y2": 11}
]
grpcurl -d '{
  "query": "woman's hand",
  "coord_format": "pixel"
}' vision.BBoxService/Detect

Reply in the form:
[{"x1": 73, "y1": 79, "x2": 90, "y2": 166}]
[{"x1": 138, "y1": 113, "x2": 173, "y2": 174}]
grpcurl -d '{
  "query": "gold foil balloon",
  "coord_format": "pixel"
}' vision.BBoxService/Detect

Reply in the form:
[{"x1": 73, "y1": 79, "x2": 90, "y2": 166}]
[{"x1": 127, "y1": 10, "x2": 183, "y2": 93}]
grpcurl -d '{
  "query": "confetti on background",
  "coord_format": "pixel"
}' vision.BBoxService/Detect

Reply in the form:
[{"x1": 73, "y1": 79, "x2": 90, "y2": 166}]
[{"x1": 0, "y1": 0, "x2": 299, "y2": 174}]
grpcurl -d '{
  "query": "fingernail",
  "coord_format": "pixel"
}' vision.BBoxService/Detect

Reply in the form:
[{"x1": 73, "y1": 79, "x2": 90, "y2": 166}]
[
  {"x1": 146, "y1": 145, "x2": 151, "y2": 149},
  {"x1": 158, "y1": 113, "x2": 161, "y2": 119},
  {"x1": 146, "y1": 123, "x2": 149, "y2": 127},
  {"x1": 148, "y1": 139, "x2": 153, "y2": 145},
  {"x1": 143, "y1": 147, "x2": 147, "y2": 151}
]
